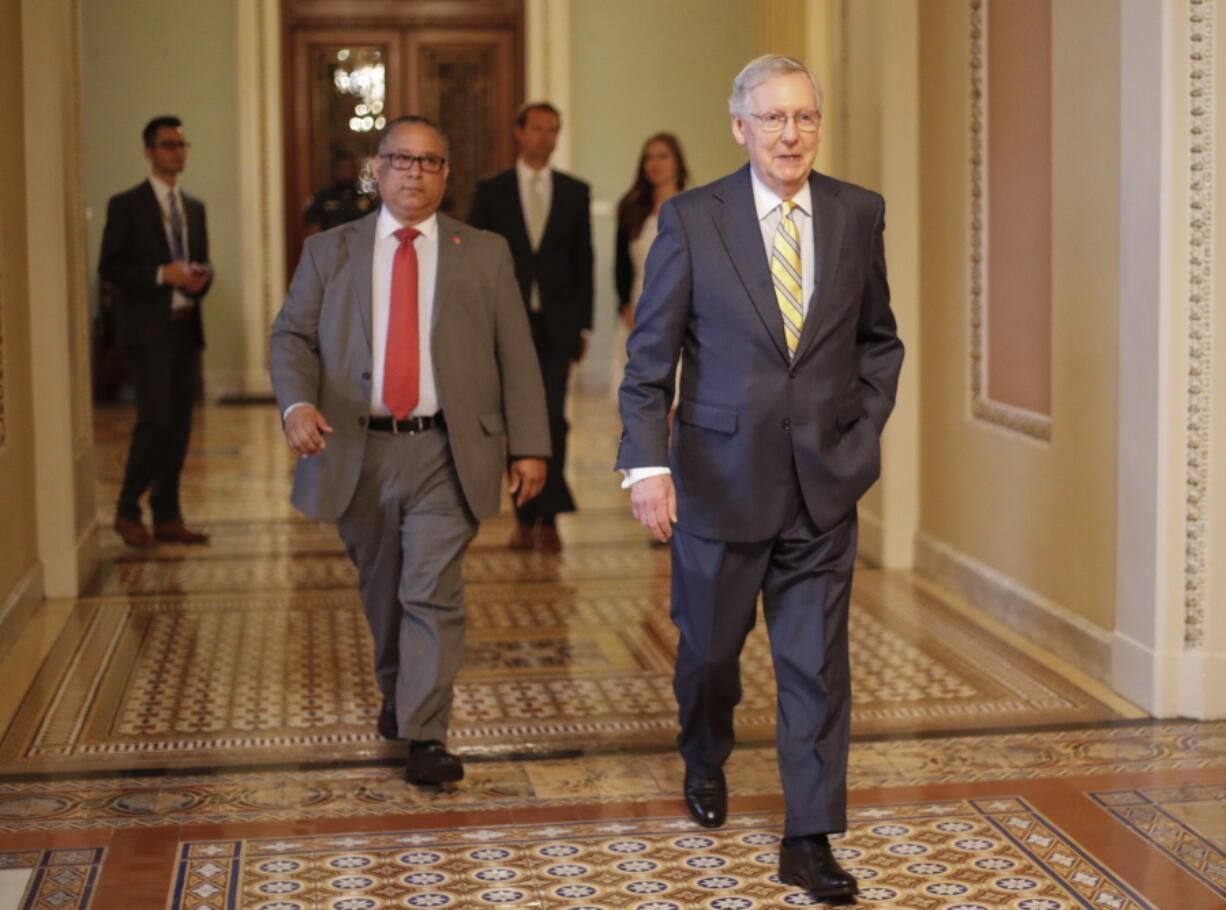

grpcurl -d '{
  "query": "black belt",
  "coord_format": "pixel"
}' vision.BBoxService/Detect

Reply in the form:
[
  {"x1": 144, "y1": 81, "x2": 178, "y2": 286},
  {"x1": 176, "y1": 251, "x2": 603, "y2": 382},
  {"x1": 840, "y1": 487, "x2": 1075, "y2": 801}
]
[{"x1": 367, "y1": 412, "x2": 445, "y2": 434}]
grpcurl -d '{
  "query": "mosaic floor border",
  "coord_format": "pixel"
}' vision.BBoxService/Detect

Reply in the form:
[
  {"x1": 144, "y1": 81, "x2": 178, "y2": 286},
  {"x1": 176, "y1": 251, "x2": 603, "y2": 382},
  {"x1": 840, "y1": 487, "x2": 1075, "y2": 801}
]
[
  {"x1": 169, "y1": 801, "x2": 1154, "y2": 910},
  {"x1": 1090, "y1": 785, "x2": 1226, "y2": 898},
  {"x1": 0, "y1": 848, "x2": 104, "y2": 910},
  {"x1": 0, "y1": 569, "x2": 1123, "y2": 775},
  {"x1": 1, "y1": 723, "x2": 1223, "y2": 832}
]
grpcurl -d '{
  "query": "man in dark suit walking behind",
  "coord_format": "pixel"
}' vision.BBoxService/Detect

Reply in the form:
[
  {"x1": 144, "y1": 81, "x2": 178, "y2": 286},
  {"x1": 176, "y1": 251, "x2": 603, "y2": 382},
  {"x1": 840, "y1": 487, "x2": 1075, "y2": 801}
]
[
  {"x1": 101, "y1": 115, "x2": 212, "y2": 548},
  {"x1": 617, "y1": 55, "x2": 904, "y2": 902},
  {"x1": 468, "y1": 102, "x2": 594, "y2": 552}
]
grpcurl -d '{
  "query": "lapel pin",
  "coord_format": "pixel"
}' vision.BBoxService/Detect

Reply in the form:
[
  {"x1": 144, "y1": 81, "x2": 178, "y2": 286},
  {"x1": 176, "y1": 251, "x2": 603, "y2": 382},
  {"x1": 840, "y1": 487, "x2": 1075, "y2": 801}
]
[{"x1": 452, "y1": 234, "x2": 462, "y2": 244}]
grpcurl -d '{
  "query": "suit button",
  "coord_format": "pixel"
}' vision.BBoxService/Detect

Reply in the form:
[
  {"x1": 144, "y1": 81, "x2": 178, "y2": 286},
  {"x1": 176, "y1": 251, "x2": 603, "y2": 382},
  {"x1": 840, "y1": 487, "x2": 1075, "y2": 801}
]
[
  {"x1": 357, "y1": 416, "x2": 367, "y2": 427},
  {"x1": 361, "y1": 371, "x2": 371, "y2": 381},
  {"x1": 782, "y1": 418, "x2": 791, "y2": 430}
]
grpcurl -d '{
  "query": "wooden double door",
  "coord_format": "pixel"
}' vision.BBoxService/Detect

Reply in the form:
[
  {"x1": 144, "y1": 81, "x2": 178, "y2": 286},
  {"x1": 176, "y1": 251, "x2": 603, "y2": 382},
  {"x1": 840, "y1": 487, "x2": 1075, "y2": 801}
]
[{"x1": 283, "y1": 0, "x2": 524, "y2": 266}]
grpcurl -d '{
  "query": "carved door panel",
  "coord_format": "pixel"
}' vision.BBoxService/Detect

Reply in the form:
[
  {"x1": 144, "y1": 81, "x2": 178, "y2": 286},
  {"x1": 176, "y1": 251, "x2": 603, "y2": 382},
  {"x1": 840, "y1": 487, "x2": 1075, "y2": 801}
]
[{"x1": 406, "y1": 29, "x2": 517, "y2": 219}]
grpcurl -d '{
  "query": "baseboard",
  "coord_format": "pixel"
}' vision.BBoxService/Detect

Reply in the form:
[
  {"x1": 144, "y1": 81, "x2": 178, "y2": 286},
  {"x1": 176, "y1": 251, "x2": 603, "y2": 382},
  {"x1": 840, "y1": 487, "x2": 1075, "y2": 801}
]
[
  {"x1": 914, "y1": 532, "x2": 1113, "y2": 682},
  {"x1": 857, "y1": 507, "x2": 884, "y2": 566},
  {"x1": 204, "y1": 368, "x2": 244, "y2": 402},
  {"x1": 0, "y1": 561, "x2": 45, "y2": 665},
  {"x1": 1111, "y1": 628, "x2": 1226, "y2": 719},
  {"x1": 75, "y1": 517, "x2": 100, "y2": 594}
]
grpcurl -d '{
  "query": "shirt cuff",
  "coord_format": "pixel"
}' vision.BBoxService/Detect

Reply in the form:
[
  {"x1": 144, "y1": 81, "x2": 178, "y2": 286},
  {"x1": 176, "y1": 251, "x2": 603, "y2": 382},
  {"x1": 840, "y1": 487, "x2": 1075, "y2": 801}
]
[
  {"x1": 156, "y1": 265, "x2": 165, "y2": 285},
  {"x1": 620, "y1": 466, "x2": 670, "y2": 489},
  {"x1": 283, "y1": 401, "x2": 312, "y2": 422}
]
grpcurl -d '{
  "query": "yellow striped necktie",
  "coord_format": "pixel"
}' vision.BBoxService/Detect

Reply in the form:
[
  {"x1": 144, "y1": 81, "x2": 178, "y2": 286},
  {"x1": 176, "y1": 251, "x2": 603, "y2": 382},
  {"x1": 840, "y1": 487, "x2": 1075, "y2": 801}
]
[{"x1": 771, "y1": 200, "x2": 804, "y2": 358}]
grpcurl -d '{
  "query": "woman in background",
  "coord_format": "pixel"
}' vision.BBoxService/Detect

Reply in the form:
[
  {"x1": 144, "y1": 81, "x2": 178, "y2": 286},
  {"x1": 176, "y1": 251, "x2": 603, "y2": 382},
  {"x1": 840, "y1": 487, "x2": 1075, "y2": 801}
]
[{"x1": 612, "y1": 133, "x2": 689, "y2": 395}]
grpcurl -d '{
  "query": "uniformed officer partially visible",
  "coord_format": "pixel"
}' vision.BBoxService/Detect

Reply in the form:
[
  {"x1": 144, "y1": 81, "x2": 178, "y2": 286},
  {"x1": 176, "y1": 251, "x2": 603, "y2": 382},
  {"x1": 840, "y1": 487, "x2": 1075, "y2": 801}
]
[{"x1": 304, "y1": 152, "x2": 373, "y2": 234}]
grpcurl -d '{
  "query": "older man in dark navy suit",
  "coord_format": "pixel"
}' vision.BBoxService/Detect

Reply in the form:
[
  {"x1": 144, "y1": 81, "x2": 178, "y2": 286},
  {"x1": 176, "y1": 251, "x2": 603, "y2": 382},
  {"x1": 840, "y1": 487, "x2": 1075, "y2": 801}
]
[{"x1": 617, "y1": 55, "x2": 904, "y2": 902}]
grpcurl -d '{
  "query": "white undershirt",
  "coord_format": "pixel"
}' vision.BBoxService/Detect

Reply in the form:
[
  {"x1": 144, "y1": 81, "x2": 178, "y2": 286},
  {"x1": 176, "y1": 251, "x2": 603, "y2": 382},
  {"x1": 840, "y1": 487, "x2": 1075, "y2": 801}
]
[{"x1": 621, "y1": 169, "x2": 816, "y2": 489}]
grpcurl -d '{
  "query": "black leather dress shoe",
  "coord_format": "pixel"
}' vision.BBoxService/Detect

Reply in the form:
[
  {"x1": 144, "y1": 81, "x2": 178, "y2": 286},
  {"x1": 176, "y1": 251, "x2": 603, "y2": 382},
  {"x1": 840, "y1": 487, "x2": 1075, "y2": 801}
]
[
  {"x1": 378, "y1": 697, "x2": 399, "y2": 741},
  {"x1": 683, "y1": 767, "x2": 727, "y2": 828},
  {"x1": 404, "y1": 740, "x2": 464, "y2": 785},
  {"x1": 778, "y1": 834, "x2": 858, "y2": 900}
]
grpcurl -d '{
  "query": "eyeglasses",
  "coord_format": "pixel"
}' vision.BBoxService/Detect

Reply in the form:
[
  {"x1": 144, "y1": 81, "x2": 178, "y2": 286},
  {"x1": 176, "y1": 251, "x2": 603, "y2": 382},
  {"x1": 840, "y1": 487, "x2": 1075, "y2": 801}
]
[
  {"x1": 380, "y1": 153, "x2": 446, "y2": 173},
  {"x1": 153, "y1": 140, "x2": 190, "y2": 150},
  {"x1": 749, "y1": 111, "x2": 821, "y2": 133}
]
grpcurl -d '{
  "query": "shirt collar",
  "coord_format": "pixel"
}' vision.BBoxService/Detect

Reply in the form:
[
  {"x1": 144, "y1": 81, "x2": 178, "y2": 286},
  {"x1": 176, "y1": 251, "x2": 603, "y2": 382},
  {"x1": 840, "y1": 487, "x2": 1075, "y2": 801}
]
[
  {"x1": 749, "y1": 167, "x2": 812, "y2": 222},
  {"x1": 377, "y1": 205, "x2": 438, "y2": 242},
  {"x1": 148, "y1": 173, "x2": 178, "y2": 200},
  {"x1": 516, "y1": 158, "x2": 550, "y2": 183}
]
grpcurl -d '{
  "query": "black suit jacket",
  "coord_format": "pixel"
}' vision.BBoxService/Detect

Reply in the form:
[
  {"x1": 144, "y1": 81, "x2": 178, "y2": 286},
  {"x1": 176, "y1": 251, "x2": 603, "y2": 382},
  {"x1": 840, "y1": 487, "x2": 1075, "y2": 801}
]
[
  {"x1": 99, "y1": 180, "x2": 210, "y2": 349},
  {"x1": 468, "y1": 168, "x2": 593, "y2": 360},
  {"x1": 616, "y1": 166, "x2": 904, "y2": 541}
]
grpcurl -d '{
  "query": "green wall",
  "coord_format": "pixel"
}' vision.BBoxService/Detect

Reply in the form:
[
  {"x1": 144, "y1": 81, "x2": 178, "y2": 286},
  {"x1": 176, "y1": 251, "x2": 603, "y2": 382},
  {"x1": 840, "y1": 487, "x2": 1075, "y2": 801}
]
[
  {"x1": 570, "y1": 0, "x2": 754, "y2": 389},
  {"x1": 82, "y1": 0, "x2": 242, "y2": 391}
]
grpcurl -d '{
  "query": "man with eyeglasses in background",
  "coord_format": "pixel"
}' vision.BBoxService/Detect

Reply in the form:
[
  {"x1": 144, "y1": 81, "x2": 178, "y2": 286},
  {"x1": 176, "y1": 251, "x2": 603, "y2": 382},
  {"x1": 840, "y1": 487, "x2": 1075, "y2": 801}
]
[
  {"x1": 270, "y1": 115, "x2": 549, "y2": 785},
  {"x1": 468, "y1": 102, "x2": 594, "y2": 553},
  {"x1": 102, "y1": 115, "x2": 213, "y2": 548},
  {"x1": 617, "y1": 55, "x2": 904, "y2": 902}
]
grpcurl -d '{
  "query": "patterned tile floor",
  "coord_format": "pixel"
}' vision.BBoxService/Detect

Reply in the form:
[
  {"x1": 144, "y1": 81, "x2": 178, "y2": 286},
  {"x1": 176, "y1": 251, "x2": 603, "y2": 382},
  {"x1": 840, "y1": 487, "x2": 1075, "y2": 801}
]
[{"x1": 0, "y1": 395, "x2": 1221, "y2": 908}]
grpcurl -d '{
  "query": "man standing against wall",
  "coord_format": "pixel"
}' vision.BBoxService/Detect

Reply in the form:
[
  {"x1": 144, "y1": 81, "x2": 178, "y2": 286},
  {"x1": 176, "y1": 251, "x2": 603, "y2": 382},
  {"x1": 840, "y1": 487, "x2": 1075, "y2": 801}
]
[
  {"x1": 271, "y1": 115, "x2": 550, "y2": 784},
  {"x1": 101, "y1": 115, "x2": 212, "y2": 548},
  {"x1": 617, "y1": 56, "x2": 904, "y2": 902},
  {"x1": 468, "y1": 102, "x2": 594, "y2": 553}
]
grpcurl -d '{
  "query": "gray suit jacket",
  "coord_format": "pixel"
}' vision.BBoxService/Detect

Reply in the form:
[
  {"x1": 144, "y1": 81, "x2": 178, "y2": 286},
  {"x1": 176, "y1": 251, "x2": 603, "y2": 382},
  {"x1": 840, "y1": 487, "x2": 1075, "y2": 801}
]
[
  {"x1": 616, "y1": 166, "x2": 904, "y2": 541},
  {"x1": 270, "y1": 209, "x2": 551, "y2": 523}
]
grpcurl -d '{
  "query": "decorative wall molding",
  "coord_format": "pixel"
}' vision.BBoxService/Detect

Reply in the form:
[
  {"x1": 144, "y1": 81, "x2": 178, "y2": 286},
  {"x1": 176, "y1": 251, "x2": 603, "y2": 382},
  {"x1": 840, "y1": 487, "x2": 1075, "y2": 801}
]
[
  {"x1": 968, "y1": 0, "x2": 1052, "y2": 442},
  {"x1": 236, "y1": 0, "x2": 284, "y2": 398},
  {"x1": 67, "y1": 0, "x2": 92, "y2": 454},
  {"x1": 1183, "y1": 0, "x2": 1215, "y2": 650},
  {"x1": 915, "y1": 532, "x2": 1113, "y2": 682}
]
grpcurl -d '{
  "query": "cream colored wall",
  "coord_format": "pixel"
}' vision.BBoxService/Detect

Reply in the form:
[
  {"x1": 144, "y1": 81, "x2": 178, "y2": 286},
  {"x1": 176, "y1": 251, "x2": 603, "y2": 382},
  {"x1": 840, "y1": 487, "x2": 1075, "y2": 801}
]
[
  {"x1": 0, "y1": 0, "x2": 42, "y2": 624},
  {"x1": 81, "y1": 0, "x2": 243, "y2": 397},
  {"x1": 918, "y1": 0, "x2": 1119, "y2": 635},
  {"x1": 569, "y1": 0, "x2": 754, "y2": 391}
]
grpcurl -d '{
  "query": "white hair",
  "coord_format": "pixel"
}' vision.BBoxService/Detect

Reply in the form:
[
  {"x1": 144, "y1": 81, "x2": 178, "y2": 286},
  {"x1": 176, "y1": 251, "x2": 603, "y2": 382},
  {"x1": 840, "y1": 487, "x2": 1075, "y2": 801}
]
[{"x1": 728, "y1": 54, "x2": 824, "y2": 118}]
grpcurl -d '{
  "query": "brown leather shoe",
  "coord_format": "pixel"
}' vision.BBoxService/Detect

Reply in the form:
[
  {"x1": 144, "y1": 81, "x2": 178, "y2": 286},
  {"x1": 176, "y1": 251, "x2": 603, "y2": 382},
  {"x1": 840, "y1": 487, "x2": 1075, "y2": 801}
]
[
  {"x1": 537, "y1": 524, "x2": 562, "y2": 553},
  {"x1": 508, "y1": 522, "x2": 536, "y2": 550},
  {"x1": 113, "y1": 517, "x2": 155, "y2": 549},
  {"x1": 153, "y1": 519, "x2": 210, "y2": 544}
]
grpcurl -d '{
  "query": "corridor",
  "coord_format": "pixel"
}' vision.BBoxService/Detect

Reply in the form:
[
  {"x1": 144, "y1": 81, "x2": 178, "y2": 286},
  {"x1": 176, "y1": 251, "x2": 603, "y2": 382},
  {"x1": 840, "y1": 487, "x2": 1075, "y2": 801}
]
[{"x1": 0, "y1": 395, "x2": 1221, "y2": 908}]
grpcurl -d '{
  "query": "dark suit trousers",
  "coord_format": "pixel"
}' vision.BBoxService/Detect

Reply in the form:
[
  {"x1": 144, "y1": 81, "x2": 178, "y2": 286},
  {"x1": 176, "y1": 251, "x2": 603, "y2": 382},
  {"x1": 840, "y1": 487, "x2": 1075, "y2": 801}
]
[
  {"x1": 116, "y1": 320, "x2": 199, "y2": 524},
  {"x1": 516, "y1": 314, "x2": 577, "y2": 524},
  {"x1": 336, "y1": 428, "x2": 478, "y2": 741},
  {"x1": 670, "y1": 484, "x2": 858, "y2": 837}
]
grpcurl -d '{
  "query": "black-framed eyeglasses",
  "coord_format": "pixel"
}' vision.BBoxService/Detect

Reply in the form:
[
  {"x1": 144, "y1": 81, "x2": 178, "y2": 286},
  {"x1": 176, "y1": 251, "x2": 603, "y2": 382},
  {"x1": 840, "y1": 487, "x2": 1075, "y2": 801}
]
[
  {"x1": 380, "y1": 152, "x2": 447, "y2": 173},
  {"x1": 749, "y1": 111, "x2": 821, "y2": 133}
]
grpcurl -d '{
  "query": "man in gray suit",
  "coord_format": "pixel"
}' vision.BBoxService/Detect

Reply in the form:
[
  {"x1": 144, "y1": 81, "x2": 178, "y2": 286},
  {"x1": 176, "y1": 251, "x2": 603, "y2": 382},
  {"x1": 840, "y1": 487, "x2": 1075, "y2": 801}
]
[
  {"x1": 271, "y1": 115, "x2": 550, "y2": 785},
  {"x1": 617, "y1": 56, "x2": 904, "y2": 901}
]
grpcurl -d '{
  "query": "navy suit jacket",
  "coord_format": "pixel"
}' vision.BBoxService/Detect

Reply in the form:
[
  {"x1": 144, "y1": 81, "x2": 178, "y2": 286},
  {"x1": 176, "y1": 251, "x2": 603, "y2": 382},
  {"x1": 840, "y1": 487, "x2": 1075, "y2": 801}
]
[
  {"x1": 468, "y1": 168, "x2": 594, "y2": 359},
  {"x1": 616, "y1": 165, "x2": 904, "y2": 541},
  {"x1": 99, "y1": 180, "x2": 210, "y2": 350}
]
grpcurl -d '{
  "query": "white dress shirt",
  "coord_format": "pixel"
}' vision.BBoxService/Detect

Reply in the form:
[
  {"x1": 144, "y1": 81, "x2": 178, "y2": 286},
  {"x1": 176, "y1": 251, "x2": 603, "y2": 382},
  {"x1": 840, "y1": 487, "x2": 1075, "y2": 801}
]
[
  {"x1": 621, "y1": 169, "x2": 816, "y2": 489},
  {"x1": 149, "y1": 174, "x2": 193, "y2": 313},
  {"x1": 370, "y1": 205, "x2": 440, "y2": 417},
  {"x1": 283, "y1": 205, "x2": 440, "y2": 423},
  {"x1": 516, "y1": 157, "x2": 553, "y2": 244}
]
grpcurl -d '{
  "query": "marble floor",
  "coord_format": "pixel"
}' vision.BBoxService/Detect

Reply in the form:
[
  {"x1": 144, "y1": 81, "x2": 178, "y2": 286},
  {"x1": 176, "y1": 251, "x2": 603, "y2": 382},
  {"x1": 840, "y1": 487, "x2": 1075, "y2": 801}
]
[{"x1": 0, "y1": 394, "x2": 1222, "y2": 909}]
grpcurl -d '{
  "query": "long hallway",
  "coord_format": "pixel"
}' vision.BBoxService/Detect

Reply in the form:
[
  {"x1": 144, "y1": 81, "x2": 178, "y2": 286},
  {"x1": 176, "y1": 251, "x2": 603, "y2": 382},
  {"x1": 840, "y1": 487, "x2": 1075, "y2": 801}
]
[{"x1": 0, "y1": 395, "x2": 1222, "y2": 909}]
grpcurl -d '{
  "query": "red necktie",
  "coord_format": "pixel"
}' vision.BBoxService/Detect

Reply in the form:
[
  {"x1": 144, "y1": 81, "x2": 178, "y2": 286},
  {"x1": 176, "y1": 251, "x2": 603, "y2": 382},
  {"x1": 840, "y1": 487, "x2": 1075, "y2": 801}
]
[{"x1": 382, "y1": 227, "x2": 421, "y2": 419}]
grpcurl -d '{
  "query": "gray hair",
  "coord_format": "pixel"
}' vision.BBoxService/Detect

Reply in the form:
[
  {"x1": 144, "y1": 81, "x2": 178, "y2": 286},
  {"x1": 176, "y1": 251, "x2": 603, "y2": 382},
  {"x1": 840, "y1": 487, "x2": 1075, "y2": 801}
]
[{"x1": 728, "y1": 54, "x2": 824, "y2": 118}]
